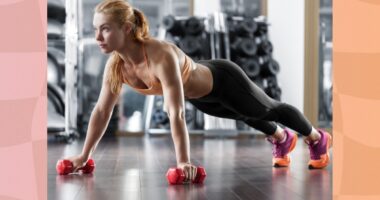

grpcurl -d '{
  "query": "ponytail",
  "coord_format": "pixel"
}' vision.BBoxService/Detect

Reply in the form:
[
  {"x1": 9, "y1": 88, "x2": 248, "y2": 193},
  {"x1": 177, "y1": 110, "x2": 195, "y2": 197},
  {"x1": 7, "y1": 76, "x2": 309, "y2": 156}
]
[
  {"x1": 107, "y1": 52, "x2": 123, "y2": 94},
  {"x1": 133, "y1": 8, "x2": 150, "y2": 42}
]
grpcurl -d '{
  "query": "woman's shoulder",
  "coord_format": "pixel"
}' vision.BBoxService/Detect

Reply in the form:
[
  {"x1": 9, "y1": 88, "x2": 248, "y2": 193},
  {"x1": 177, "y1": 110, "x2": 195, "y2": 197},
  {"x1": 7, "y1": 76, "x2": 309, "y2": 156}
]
[
  {"x1": 145, "y1": 38, "x2": 177, "y2": 51},
  {"x1": 144, "y1": 38, "x2": 181, "y2": 59}
]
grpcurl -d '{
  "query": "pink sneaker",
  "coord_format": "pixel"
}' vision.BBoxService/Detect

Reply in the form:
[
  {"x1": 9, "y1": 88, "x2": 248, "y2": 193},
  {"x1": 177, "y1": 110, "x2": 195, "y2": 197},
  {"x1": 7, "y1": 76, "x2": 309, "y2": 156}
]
[
  {"x1": 306, "y1": 129, "x2": 332, "y2": 169},
  {"x1": 267, "y1": 129, "x2": 298, "y2": 167}
]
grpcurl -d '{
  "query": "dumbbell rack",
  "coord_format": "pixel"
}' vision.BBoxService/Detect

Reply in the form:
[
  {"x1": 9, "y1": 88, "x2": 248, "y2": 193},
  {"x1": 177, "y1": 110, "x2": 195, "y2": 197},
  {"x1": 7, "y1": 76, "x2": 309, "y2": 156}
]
[{"x1": 203, "y1": 12, "x2": 239, "y2": 137}]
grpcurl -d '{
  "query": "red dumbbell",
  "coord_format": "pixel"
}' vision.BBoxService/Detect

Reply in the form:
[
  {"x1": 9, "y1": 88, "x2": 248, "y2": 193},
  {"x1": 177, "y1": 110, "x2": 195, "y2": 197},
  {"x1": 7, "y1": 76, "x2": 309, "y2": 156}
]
[
  {"x1": 56, "y1": 158, "x2": 95, "y2": 175},
  {"x1": 166, "y1": 166, "x2": 207, "y2": 185}
]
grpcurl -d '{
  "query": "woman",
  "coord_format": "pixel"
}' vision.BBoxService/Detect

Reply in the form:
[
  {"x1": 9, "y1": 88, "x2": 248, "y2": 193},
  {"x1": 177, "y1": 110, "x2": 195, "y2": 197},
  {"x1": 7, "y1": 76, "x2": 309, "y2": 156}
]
[{"x1": 66, "y1": 0, "x2": 332, "y2": 181}]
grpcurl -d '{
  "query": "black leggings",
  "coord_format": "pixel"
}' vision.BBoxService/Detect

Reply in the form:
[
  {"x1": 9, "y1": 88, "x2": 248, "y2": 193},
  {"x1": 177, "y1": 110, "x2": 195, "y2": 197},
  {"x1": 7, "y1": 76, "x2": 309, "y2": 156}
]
[{"x1": 188, "y1": 59, "x2": 312, "y2": 136}]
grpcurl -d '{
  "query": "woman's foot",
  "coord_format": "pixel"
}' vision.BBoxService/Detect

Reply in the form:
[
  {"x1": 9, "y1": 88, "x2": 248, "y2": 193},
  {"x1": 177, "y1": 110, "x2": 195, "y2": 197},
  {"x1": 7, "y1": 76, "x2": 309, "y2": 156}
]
[
  {"x1": 267, "y1": 129, "x2": 298, "y2": 167},
  {"x1": 305, "y1": 129, "x2": 332, "y2": 169}
]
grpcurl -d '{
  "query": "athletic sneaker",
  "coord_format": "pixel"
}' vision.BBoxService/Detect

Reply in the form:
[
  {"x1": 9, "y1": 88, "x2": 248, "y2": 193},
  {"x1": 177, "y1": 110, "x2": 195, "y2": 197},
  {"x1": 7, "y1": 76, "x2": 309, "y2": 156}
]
[
  {"x1": 267, "y1": 129, "x2": 298, "y2": 167},
  {"x1": 306, "y1": 129, "x2": 332, "y2": 169}
]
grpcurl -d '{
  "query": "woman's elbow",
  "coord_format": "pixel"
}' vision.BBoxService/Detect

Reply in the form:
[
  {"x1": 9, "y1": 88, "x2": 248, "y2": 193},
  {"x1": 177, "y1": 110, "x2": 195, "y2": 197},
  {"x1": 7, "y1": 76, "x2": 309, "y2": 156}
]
[{"x1": 167, "y1": 108, "x2": 185, "y2": 121}]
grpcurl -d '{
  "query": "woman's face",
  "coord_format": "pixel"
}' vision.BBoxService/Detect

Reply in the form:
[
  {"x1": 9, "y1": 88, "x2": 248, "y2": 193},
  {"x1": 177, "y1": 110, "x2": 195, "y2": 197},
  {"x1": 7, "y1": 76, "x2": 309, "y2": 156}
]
[{"x1": 93, "y1": 12, "x2": 129, "y2": 53}]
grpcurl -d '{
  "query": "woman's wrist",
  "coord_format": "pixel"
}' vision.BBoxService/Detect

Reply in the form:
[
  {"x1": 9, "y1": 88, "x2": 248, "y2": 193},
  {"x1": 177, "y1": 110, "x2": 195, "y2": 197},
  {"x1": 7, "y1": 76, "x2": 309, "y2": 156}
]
[
  {"x1": 177, "y1": 160, "x2": 191, "y2": 165},
  {"x1": 80, "y1": 152, "x2": 90, "y2": 160}
]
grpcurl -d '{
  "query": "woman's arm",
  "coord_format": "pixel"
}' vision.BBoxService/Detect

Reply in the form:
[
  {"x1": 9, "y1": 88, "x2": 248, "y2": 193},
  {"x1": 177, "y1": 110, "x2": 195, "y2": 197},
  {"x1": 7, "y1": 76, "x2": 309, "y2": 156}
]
[
  {"x1": 153, "y1": 45, "x2": 197, "y2": 181},
  {"x1": 81, "y1": 57, "x2": 121, "y2": 159},
  {"x1": 155, "y1": 51, "x2": 190, "y2": 165}
]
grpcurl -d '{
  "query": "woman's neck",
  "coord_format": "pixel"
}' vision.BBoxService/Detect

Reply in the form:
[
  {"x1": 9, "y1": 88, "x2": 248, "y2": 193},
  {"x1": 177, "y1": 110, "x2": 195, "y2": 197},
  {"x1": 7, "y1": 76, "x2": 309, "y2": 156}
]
[{"x1": 116, "y1": 37, "x2": 144, "y2": 66}]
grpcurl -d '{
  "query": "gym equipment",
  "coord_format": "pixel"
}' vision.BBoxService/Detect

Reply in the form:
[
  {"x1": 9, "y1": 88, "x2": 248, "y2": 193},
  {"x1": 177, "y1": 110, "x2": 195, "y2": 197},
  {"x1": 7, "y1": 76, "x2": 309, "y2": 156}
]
[
  {"x1": 47, "y1": 49, "x2": 65, "y2": 87},
  {"x1": 254, "y1": 21, "x2": 268, "y2": 36},
  {"x1": 260, "y1": 59, "x2": 280, "y2": 77},
  {"x1": 48, "y1": 0, "x2": 66, "y2": 24},
  {"x1": 258, "y1": 55, "x2": 271, "y2": 64},
  {"x1": 257, "y1": 40, "x2": 273, "y2": 55},
  {"x1": 48, "y1": 84, "x2": 65, "y2": 133},
  {"x1": 48, "y1": 83, "x2": 65, "y2": 134},
  {"x1": 183, "y1": 16, "x2": 205, "y2": 35},
  {"x1": 166, "y1": 166, "x2": 207, "y2": 185},
  {"x1": 47, "y1": 83, "x2": 78, "y2": 142},
  {"x1": 47, "y1": 19, "x2": 65, "y2": 40},
  {"x1": 56, "y1": 158, "x2": 95, "y2": 175},
  {"x1": 231, "y1": 37, "x2": 257, "y2": 56},
  {"x1": 184, "y1": 103, "x2": 195, "y2": 125},
  {"x1": 162, "y1": 15, "x2": 185, "y2": 36},
  {"x1": 254, "y1": 34, "x2": 268, "y2": 45},
  {"x1": 235, "y1": 19, "x2": 257, "y2": 36},
  {"x1": 266, "y1": 76, "x2": 279, "y2": 88},
  {"x1": 152, "y1": 108, "x2": 169, "y2": 126},
  {"x1": 238, "y1": 57, "x2": 260, "y2": 78},
  {"x1": 48, "y1": 83, "x2": 65, "y2": 116},
  {"x1": 179, "y1": 36, "x2": 203, "y2": 55}
]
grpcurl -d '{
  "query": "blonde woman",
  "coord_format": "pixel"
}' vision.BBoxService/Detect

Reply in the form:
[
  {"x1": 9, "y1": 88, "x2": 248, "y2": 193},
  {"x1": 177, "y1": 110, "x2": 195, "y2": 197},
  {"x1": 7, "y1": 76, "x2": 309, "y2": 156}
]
[{"x1": 64, "y1": 0, "x2": 332, "y2": 182}]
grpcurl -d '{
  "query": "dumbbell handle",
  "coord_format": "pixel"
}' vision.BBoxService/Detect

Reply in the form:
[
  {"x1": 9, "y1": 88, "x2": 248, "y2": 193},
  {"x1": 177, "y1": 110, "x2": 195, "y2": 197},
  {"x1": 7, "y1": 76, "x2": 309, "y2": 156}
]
[
  {"x1": 56, "y1": 158, "x2": 95, "y2": 175},
  {"x1": 166, "y1": 166, "x2": 207, "y2": 185}
]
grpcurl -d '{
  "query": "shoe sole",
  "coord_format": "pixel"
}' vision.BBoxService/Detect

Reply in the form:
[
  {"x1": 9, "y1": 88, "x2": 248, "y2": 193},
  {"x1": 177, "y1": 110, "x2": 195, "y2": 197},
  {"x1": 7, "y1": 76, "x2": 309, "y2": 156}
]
[
  {"x1": 308, "y1": 132, "x2": 332, "y2": 169},
  {"x1": 273, "y1": 133, "x2": 298, "y2": 167}
]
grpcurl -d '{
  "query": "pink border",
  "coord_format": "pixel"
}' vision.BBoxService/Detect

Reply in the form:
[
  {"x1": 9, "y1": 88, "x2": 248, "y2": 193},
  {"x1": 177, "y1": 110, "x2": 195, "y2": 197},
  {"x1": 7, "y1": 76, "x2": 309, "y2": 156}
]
[{"x1": 0, "y1": 0, "x2": 47, "y2": 199}]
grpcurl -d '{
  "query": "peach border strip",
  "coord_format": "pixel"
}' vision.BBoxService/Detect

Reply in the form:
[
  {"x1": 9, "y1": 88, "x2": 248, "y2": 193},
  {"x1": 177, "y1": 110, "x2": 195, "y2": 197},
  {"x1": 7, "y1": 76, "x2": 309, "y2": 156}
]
[{"x1": 334, "y1": 0, "x2": 380, "y2": 199}]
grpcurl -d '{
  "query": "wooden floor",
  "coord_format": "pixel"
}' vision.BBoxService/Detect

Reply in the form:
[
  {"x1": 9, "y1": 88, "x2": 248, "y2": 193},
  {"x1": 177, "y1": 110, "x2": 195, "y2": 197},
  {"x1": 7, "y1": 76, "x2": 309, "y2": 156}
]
[{"x1": 48, "y1": 135, "x2": 332, "y2": 200}]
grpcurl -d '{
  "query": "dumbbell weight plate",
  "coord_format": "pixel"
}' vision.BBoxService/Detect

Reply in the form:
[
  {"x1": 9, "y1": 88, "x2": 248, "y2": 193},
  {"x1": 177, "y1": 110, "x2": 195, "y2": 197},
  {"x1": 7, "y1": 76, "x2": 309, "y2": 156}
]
[
  {"x1": 254, "y1": 22, "x2": 268, "y2": 36},
  {"x1": 265, "y1": 76, "x2": 279, "y2": 88},
  {"x1": 232, "y1": 38, "x2": 257, "y2": 56},
  {"x1": 258, "y1": 40, "x2": 273, "y2": 55},
  {"x1": 236, "y1": 19, "x2": 257, "y2": 36},
  {"x1": 152, "y1": 108, "x2": 169, "y2": 125},
  {"x1": 261, "y1": 59, "x2": 280, "y2": 77},
  {"x1": 179, "y1": 36, "x2": 203, "y2": 55},
  {"x1": 183, "y1": 17, "x2": 204, "y2": 35},
  {"x1": 193, "y1": 166, "x2": 207, "y2": 184},
  {"x1": 47, "y1": 83, "x2": 65, "y2": 115},
  {"x1": 241, "y1": 38, "x2": 257, "y2": 56},
  {"x1": 162, "y1": 15, "x2": 185, "y2": 36},
  {"x1": 240, "y1": 58, "x2": 260, "y2": 78},
  {"x1": 166, "y1": 168, "x2": 186, "y2": 185}
]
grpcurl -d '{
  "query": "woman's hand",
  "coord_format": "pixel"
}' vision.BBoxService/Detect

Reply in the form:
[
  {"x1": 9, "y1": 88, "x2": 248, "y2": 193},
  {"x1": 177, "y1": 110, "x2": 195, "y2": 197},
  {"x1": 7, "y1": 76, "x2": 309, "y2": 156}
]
[
  {"x1": 65, "y1": 154, "x2": 88, "y2": 172},
  {"x1": 177, "y1": 162, "x2": 197, "y2": 182}
]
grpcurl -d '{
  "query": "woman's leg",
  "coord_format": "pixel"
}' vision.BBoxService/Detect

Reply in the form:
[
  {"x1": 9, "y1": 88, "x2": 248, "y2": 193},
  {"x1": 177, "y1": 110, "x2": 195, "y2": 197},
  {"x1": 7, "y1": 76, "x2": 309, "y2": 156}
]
[
  {"x1": 196, "y1": 59, "x2": 332, "y2": 169},
  {"x1": 200, "y1": 59, "x2": 313, "y2": 136},
  {"x1": 189, "y1": 98, "x2": 295, "y2": 142},
  {"x1": 188, "y1": 98, "x2": 281, "y2": 136}
]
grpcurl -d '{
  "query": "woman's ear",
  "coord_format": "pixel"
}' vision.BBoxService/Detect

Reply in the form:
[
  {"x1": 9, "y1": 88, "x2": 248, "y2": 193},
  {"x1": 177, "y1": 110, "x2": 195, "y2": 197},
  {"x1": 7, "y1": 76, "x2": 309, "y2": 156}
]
[{"x1": 123, "y1": 23, "x2": 133, "y2": 35}]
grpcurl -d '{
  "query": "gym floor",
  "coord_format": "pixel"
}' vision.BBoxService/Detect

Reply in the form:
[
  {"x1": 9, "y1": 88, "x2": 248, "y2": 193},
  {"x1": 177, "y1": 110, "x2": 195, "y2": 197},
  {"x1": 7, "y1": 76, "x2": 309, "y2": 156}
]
[{"x1": 48, "y1": 135, "x2": 332, "y2": 200}]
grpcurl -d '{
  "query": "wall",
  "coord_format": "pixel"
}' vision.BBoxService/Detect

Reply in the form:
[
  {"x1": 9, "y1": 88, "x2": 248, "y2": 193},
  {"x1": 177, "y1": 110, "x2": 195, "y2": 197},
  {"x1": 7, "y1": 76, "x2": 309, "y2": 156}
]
[
  {"x1": 267, "y1": 0, "x2": 305, "y2": 113},
  {"x1": 193, "y1": 0, "x2": 221, "y2": 16}
]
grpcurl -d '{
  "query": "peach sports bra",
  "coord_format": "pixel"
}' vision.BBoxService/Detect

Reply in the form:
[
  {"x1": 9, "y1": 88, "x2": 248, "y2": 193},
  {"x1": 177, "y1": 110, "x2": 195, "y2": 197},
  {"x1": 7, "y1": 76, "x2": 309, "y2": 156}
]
[{"x1": 123, "y1": 44, "x2": 195, "y2": 95}]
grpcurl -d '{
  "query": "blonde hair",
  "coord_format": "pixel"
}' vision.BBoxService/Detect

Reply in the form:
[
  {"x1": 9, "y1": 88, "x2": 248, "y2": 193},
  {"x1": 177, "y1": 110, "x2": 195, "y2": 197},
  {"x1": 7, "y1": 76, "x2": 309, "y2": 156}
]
[{"x1": 95, "y1": 0, "x2": 150, "y2": 94}]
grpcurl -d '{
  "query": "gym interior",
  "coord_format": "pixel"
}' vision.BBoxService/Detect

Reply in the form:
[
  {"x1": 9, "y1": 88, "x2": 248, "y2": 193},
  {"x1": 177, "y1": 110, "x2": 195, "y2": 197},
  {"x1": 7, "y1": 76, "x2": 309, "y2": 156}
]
[{"x1": 48, "y1": 0, "x2": 332, "y2": 199}]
